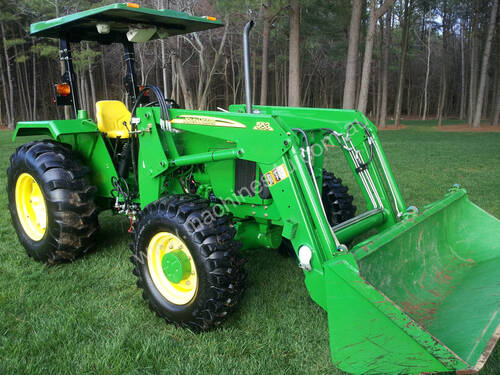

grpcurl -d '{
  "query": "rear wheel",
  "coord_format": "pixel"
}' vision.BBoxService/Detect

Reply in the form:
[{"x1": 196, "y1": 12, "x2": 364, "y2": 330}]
[
  {"x1": 130, "y1": 195, "x2": 245, "y2": 331},
  {"x1": 279, "y1": 170, "x2": 356, "y2": 256},
  {"x1": 7, "y1": 140, "x2": 99, "y2": 263}
]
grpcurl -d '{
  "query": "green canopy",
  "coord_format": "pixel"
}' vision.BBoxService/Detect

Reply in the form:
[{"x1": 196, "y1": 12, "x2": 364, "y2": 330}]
[{"x1": 30, "y1": 3, "x2": 223, "y2": 43}]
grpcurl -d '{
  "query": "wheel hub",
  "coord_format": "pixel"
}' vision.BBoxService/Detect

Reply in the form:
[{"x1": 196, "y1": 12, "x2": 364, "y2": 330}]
[
  {"x1": 147, "y1": 232, "x2": 198, "y2": 305},
  {"x1": 15, "y1": 173, "x2": 47, "y2": 241},
  {"x1": 161, "y1": 250, "x2": 192, "y2": 283}
]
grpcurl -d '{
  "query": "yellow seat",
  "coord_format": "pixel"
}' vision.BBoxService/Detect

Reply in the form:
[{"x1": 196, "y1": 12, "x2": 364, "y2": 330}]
[{"x1": 95, "y1": 100, "x2": 131, "y2": 138}]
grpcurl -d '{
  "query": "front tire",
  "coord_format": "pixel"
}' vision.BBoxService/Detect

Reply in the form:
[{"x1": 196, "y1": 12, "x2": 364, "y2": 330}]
[
  {"x1": 130, "y1": 195, "x2": 245, "y2": 331},
  {"x1": 7, "y1": 140, "x2": 99, "y2": 263}
]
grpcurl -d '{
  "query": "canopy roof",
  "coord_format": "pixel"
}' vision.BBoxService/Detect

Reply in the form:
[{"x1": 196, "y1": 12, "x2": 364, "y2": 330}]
[{"x1": 30, "y1": 3, "x2": 223, "y2": 43}]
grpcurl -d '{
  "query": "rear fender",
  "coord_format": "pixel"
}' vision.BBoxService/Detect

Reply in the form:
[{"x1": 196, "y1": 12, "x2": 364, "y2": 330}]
[
  {"x1": 13, "y1": 119, "x2": 118, "y2": 200},
  {"x1": 13, "y1": 119, "x2": 99, "y2": 141}
]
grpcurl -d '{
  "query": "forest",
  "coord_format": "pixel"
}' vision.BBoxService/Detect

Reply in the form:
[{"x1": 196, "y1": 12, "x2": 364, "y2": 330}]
[{"x1": 0, "y1": 0, "x2": 499, "y2": 129}]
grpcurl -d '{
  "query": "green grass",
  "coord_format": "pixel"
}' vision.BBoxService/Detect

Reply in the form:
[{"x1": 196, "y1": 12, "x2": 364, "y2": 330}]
[{"x1": 1, "y1": 127, "x2": 499, "y2": 375}]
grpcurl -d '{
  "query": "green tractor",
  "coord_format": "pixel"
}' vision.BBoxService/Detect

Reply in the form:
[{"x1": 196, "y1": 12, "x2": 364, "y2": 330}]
[{"x1": 7, "y1": 3, "x2": 500, "y2": 374}]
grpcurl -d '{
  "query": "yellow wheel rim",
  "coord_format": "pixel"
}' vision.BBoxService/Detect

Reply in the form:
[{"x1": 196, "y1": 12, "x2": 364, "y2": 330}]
[
  {"x1": 15, "y1": 173, "x2": 48, "y2": 241},
  {"x1": 147, "y1": 232, "x2": 198, "y2": 305}
]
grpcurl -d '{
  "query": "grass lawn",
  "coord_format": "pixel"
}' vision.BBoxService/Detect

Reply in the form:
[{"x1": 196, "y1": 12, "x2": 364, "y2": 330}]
[{"x1": 1, "y1": 124, "x2": 499, "y2": 375}]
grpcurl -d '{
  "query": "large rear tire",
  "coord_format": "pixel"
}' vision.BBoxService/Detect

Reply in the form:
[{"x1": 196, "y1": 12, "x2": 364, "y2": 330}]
[
  {"x1": 130, "y1": 195, "x2": 245, "y2": 332},
  {"x1": 7, "y1": 140, "x2": 99, "y2": 264},
  {"x1": 279, "y1": 170, "x2": 356, "y2": 256}
]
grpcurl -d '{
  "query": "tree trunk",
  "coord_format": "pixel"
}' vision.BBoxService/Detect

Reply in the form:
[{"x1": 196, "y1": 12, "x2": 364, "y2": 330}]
[
  {"x1": 437, "y1": 65, "x2": 447, "y2": 126},
  {"x1": 422, "y1": 22, "x2": 431, "y2": 120},
  {"x1": 87, "y1": 43, "x2": 97, "y2": 117},
  {"x1": 224, "y1": 55, "x2": 229, "y2": 108},
  {"x1": 13, "y1": 43, "x2": 30, "y2": 120},
  {"x1": 1, "y1": 22, "x2": 14, "y2": 129},
  {"x1": 437, "y1": 3, "x2": 451, "y2": 127},
  {"x1": 19, "y1": 41, "x2": 33, "y2": 120},
  {"x1": 0, "y1": 42, "x2": 10, "y2": 127},
  {"x1": 343, "y1": 0, "x2": 363, "y2": 109},
  {"x1": 101, "y1": 46, "x2": 108, "y2": 99},
  {"x1": 288, "y1": 0, "x2": 300, "y2": 107},
  {"x1": 229, "y1": 37, "x2": 238, "y2": 104},
  {"x1": 260, "y1": 1, "x2": 271, "y2": 105},
  {"x1": 379, "y1": 11, "x2": 392, "y2": 128},
  {"x1": 79, "y1": 71, "x2": 86, "y2": 111},
  {"x1": 394, "y1": 0, "x2": 410, "y2": 127},
  {"x1": 493, "y1": 18, "x2": 500, "y2": 126},
  {"x1": 161, "y1": 40, "x2": 169, "y2": 97},
  {"x1": 175, "y1": 53, "x2": 194, "y2": 109},
  {"x1": 32, "y1": 43, "x2": 37, "y2": 120},
  {"x1": 170, "y1": 42, "x2": 178, "y2": 101},
  {"x1": 468, "y1": 20, "x2": 478, "y2": 125},
  {"x1": 375, "y1": 18, "x2": 383, "y2": 123},
  {"x1": 459, "y1": 19, "x2": 466, "y2": 119},
  {"x1": 357, "y1": 0, "x2": 395, "y2": 114},
  {"x1": 274, "y1": 52, "x2": 279, "y2": 104},
  {"x1": 493, "y1": 68, "x2": 500, "y2": 125},
  {"x1": 483, "y1": 81, "x2": 490, "y2": 118},
  {"x1": 196, "y1": 19, "x2": 229, "y2": 110},
  {"x1": 472, "y1": 0, "x2": 498, "y2": 127}
]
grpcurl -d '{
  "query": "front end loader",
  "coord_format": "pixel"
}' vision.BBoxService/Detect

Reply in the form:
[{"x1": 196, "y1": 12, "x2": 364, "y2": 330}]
[{"x1": 7, "y1": 3, "x2": 500, "y2": 374}]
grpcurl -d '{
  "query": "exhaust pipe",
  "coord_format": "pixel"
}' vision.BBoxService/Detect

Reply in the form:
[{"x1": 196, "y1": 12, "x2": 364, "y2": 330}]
[{"x1": 243, "y1": 20, "x2": 254, "y2": 114}]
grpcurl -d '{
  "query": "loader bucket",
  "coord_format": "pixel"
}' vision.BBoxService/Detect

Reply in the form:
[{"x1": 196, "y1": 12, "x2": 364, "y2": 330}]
[{"x1": 324, "y1": 189, "x2": 500, "y2": 374}]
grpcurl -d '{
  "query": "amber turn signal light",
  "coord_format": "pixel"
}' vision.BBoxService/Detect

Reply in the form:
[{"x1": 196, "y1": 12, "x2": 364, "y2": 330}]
[{"x1": 56, "y1": 83, "x2": 71, "y2": 96}]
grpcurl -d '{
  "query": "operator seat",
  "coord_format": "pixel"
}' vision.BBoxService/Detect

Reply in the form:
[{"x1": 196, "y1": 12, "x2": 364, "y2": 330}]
[{"x1": 95, "y1": 100, "x2": 131, "y2": 138}]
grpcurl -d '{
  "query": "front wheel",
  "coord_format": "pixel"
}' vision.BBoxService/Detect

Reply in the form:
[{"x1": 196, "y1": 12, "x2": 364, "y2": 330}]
[{"x1": 130, "y1": 195, "x2": 245, "y2": 331}]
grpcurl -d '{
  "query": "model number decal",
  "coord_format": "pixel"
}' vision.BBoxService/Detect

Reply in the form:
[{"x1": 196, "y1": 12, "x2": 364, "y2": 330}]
[
  {"x1": 253, "y1": 121, "x2": 273, "y2": 131},
  {"x1": 171, "y1": 115, "x2": 246, "y2": 128},
  {"x1": 264, "y1": 164, "x2": 289, "y2": 187}
]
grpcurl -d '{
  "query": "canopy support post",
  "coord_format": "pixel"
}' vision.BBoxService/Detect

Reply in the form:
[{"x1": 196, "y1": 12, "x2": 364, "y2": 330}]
[
  {"x1": 123, "y1": 41, "x2": 139, "y2": 105},
  {"x1": 59, "y1": 39, "x2": 79, "y2": 118}
]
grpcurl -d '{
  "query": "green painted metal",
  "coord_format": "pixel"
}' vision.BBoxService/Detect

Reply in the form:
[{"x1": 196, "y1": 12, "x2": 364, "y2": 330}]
[
  {"x1": 30, "y1": 3, "x2": 222, "y2": 42},
  {"x1": 15, "y1": 103, "x2": 500, "y2": 373},
  {"x1": 14, "y1": 119, "x2": 118, "y2": 198},
  {"x1": 326, "y1": 188, "x2": 500, "y2": 374},
  {"x1": 12, "y1": 6, "x2": 500, "y2": 371},
  {"x1": 14, "y1": 103, "x2": 500, "y2": 373},
  {"x1": 170, "y1": 148, "x2": 242, "y2": 167},
  {"x1": 162, "y1": 251, "x2": 191, "y2": 283},
  {"x1": 13, "y1": 119, "x2": 99, "y2": 140}
]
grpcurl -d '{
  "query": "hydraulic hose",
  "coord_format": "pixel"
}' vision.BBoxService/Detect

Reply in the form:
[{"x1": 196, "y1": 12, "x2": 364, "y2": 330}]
[{"x1": 125, "y1": 85, "x2": 171, "y2": 192}]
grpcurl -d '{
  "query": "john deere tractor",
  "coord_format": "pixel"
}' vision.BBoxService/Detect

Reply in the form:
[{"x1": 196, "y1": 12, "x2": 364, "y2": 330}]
[{"x1": 7, "y1": 3, "x2": 500, "y2": 374}]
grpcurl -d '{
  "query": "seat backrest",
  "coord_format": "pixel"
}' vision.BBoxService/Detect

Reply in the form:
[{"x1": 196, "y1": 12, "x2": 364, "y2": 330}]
[{"x1": 95, "y1": 100, "x2": 131, "y2": 139}]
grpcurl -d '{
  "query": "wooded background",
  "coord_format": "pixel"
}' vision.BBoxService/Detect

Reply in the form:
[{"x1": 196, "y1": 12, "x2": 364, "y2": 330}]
[{"x1": 0, "y1": 0, "x2": 499, "y2": 129}]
